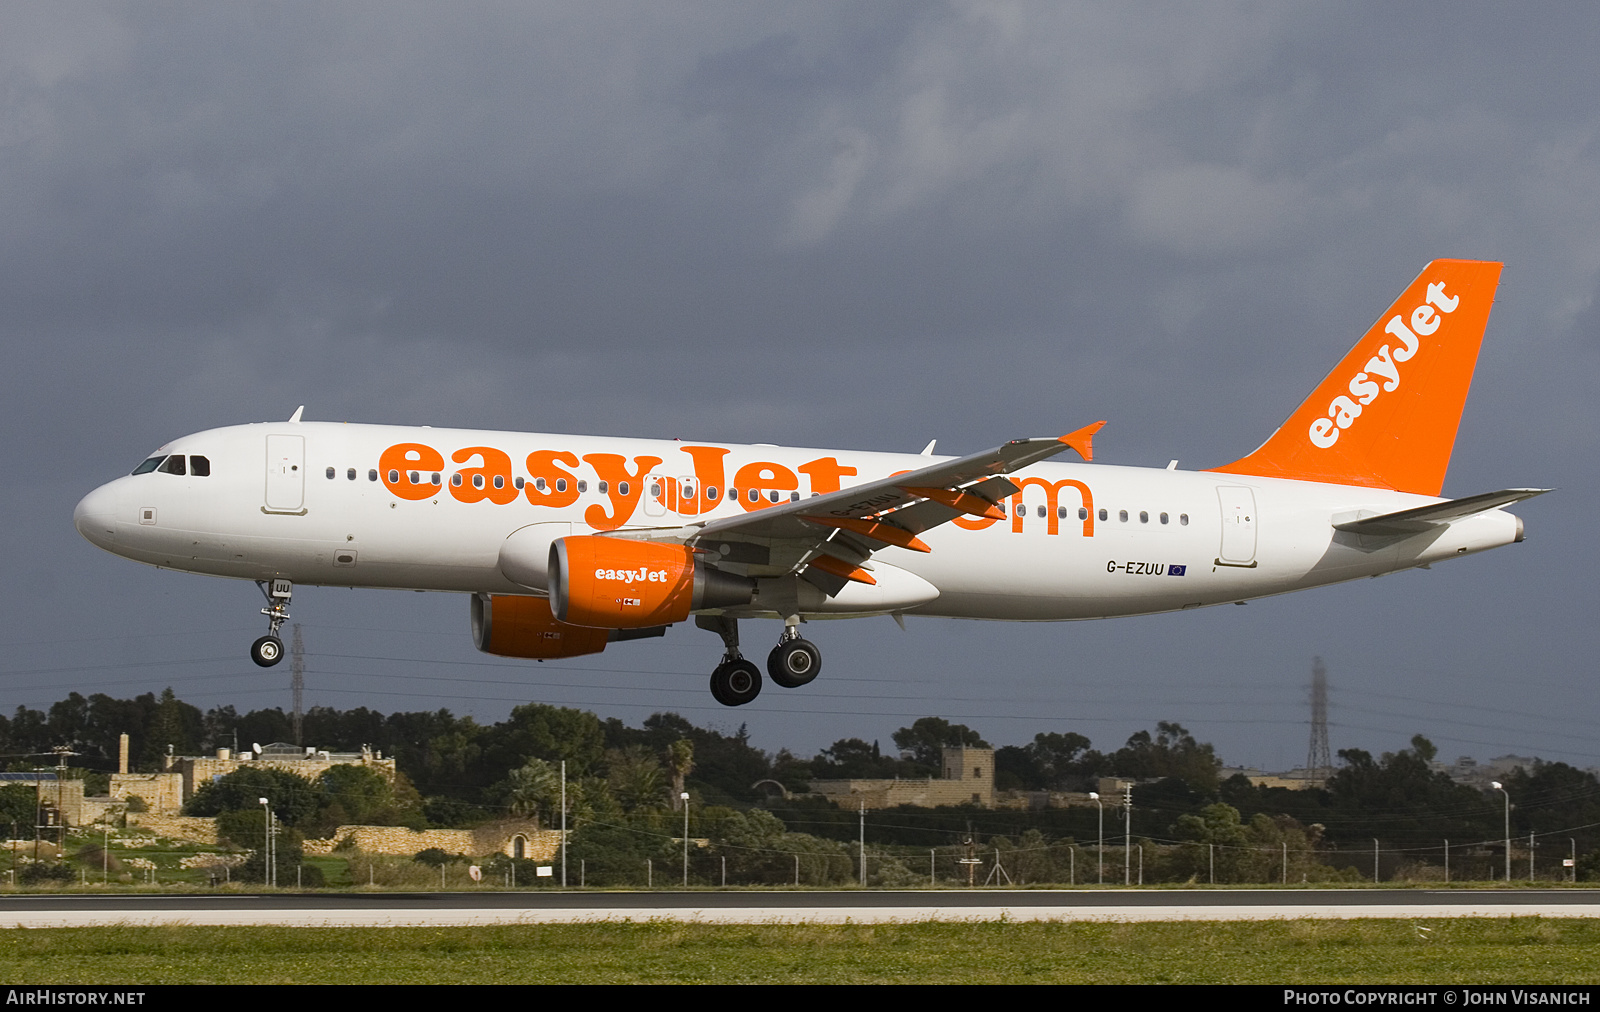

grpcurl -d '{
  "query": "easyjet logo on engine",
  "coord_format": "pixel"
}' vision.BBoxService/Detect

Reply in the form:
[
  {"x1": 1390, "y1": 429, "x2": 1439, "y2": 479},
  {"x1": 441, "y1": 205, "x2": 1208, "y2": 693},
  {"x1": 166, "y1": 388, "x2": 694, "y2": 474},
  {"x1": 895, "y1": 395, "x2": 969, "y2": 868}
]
[
  {"x1": 595, "y1": 568, "x2": 671, "y2": 584},
  {"x1": 1308, "y1": 281, "x2": 1460, "y2": 449}
]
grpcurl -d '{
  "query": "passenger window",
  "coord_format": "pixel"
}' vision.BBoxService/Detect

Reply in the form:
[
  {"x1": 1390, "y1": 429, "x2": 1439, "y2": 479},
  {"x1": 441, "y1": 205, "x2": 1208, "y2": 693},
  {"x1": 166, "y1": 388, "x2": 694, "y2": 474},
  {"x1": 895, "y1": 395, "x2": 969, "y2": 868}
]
[
  {"x1": 1078, "y1": 507, "x2": 1088, "y2": 521},
  {"x1": 1160, "y1": 512, "x2": 1169, "y2": 525},
  {"x1": 514, "y1": 477, "x2": 524, "y2": 490},
  {"x1": 1139, "y1": 511, "x2": 1148, "y2": 524},
  {"x1": 768, "y1": 490, "x2": 780, "y2": 503},
  {"x1": 326, "y1": 467, "x2": 336, "y2": 480},
  {"x1": 157, "y1": 455, "x2": 186, "y2": 476},
  {"x1": 347, "y1": 468, "x2": 356, "y2": 481},
  {"x1": 132, "y1": 456, "x2": 165, "y2": 475},
  {"x1": 747, "y1": 489, "x2": 758, "y2": 503},
  {"x1": 473, "y1": 475, "x2": 485, "y2": 489},
  {"x1": 555, "y1": 478, "x2": 567, "y2": 493},
  {"x1": 391, "y1": 470, "x2": 402, "y2": 483},
  {"x1": 598, "y1": 481, "x2": 608, "y2": 495},
  {"x1": 726, "y1": 487, "x2": 737, "y2": 501},
  {"x1": 650, "y1": 481, "x2": 662, "y2": 497},
  {"x1": 683, "y1": 482, "x2": 696, "y2": 499},
  {"x1": 578, "y1": 480, "x2": 588, "y2": 493},
  {"x1": 369, "y1": 469, "x2": 378, "y2": 482},
  {"x1": 1014, "y1": 503, "x2": 1025, "y2": 517},
  {"x1": 1057, "y1": 506, "x2": 1067, "y2": 519},
  {"x1": 707, "y1": 486, "x2": 719, "y2": 501},
  {"x1": 492, "y1": 475, "x2": 503, "y2": 489},
  {"x1": 190, "y1": 456, "x2": 211, "y2": 477},
  {"x1": 789, "y1": 491, "x2": 800, "y2": 503},
  {"x1": 431, "y1": 473, "x2": 441, "y2": 485},
  {"x1": 1098, "y1": 508, "x2": 1108, "y2": 521},
  {"x1": 618, "y1": 482, "x2": 630, "y2": 497},
  {"x1": 535, "y1": 477, "x2": 547, "y2": 492},
  {"x1": 1036, "y1": 505, "x2": 1046, "y2": 518},
  {"x1": 1180, "y1": 513, "x2": 1189, "y2": 525},
  {"x1": 1119, "y1": 510, "x2": 1128, "y2": 522},
  {"x1": 450, "y1": 474, "x2": 463, "y2": 487}
]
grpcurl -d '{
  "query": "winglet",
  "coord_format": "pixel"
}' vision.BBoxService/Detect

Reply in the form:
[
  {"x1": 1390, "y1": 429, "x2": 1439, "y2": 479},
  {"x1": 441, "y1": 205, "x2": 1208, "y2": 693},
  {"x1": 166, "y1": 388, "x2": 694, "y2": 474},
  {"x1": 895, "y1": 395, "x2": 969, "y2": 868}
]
[
  {"x1": 1058, "y1": 421, "x2": 1107, "y2": 462},
  {"x1": 288, "y1": 405, "x2": 305, "y2": 423}
]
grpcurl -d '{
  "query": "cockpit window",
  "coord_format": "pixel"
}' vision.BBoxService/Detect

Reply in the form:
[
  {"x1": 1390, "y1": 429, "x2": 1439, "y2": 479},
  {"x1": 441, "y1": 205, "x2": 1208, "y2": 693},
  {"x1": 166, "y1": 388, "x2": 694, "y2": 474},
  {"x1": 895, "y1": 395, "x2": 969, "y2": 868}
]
[
  {"x1": 156, "y1": 455, "x2": 186, "y2": 476},
  {"x1": 131, "y1": 456, "x2": 165, "y2": 475},
  {"x1": 190, "y1": 456, "x2": 210, "y2": 477}
]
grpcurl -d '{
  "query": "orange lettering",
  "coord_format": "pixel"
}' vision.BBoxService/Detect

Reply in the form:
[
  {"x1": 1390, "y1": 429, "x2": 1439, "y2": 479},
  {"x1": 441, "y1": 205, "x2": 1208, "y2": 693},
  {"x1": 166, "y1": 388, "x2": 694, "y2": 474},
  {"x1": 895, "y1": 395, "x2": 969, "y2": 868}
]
[
  {"x1": 953, "y1": 513, "x2": 1002, "y2": 531},
  {"x1": 677, "y1": 445, "x2": 730, "y2": 517},
  {"x1": 733, "y1": 461, "x2": 799, "y2": 512},
  {"x1": 583, "y1": 454, "x2": 664, "y2": 530},
  {"x1": 450, "y1": 447, "x2": 519, "y2": 505},
  {"x1": 379, "y1": 443, "x2": 444, "y2": 501},
  {"x1": 1010, "y1": 477, "x2": 1094, "y2": 536},
  {"x1": 798, "y1": 457, "x2": 857, "y2": 495},
  {"x1": 526, "y1": 450, "x2": 581, "y2": 509}
]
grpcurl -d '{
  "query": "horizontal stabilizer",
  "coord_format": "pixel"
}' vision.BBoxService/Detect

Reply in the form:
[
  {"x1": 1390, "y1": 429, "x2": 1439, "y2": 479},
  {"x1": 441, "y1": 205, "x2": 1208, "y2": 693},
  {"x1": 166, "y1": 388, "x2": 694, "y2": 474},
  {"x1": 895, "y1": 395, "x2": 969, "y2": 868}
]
[{"x1": 1333, "y1": 488, "x2": 1549, "y2": 536}]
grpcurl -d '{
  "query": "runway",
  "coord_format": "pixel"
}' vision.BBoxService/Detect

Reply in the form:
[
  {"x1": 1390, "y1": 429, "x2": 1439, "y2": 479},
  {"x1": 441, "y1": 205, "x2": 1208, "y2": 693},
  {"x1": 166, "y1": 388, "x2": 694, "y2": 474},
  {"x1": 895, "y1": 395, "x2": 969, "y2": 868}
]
[{"x1": 2, "y1": 889, "x2": 1597, "y2": 927}]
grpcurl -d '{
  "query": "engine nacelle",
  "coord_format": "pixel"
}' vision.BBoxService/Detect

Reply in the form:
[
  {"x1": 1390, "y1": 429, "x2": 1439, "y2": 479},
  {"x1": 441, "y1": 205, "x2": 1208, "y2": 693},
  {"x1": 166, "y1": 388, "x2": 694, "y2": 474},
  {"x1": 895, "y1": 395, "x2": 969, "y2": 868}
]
[
  {"x1": 549, "y1": 536, "x2": 754, "y2": 629},
  {"x1": 471, "y1": 593, "x2": 611, "y2": 659}
]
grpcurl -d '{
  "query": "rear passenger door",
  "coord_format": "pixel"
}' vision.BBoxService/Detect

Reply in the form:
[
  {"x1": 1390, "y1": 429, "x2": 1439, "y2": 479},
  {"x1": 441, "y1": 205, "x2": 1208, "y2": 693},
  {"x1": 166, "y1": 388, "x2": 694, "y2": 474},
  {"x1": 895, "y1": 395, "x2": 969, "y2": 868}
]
[{"x1": 265, "y1": 435, "x2": 306, "y2": 512}]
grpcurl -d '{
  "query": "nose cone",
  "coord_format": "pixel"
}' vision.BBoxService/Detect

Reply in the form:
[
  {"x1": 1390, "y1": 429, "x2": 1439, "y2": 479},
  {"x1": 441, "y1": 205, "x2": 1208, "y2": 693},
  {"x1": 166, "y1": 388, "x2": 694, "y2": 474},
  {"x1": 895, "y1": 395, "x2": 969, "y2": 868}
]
[{"x1": 74, "y1": 482, "x2": 120, "y2": 549}]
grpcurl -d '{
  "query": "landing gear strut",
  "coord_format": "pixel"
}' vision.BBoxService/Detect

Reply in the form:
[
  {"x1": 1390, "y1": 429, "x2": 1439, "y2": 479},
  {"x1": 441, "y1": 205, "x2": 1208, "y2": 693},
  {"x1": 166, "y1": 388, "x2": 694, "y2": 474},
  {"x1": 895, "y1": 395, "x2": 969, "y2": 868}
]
[
  {"x1": 697, "y1": 615, "x2": 762, "y2": 706},
  {"x1": 251, "y1": 578, "x2": 293, "y2": 668},
  {"x1": 767, "y1": 621, "x2": 821, "y2": 688}
]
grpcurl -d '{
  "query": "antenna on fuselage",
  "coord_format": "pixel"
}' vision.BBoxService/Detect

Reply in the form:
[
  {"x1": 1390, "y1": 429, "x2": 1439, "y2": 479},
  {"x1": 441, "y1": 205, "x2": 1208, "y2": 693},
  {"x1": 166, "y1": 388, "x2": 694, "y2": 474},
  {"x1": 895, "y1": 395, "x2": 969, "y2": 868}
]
[{"x1": 288, "y1": 405, "x2": 304, "y2": 423}]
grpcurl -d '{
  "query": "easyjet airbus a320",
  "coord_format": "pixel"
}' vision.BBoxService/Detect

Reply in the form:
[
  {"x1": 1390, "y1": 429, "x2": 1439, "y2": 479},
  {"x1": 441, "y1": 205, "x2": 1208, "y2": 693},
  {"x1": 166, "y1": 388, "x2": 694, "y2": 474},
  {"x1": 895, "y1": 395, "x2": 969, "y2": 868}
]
[{"x1": 75, "y1": 260, "x2": 1544, "y2": 706}]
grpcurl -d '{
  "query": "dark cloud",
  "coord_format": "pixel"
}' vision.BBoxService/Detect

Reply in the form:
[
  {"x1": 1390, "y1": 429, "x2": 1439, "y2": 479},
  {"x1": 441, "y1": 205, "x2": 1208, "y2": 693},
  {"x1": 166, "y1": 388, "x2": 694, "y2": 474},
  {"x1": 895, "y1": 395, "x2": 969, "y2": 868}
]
[{"x1": 4, "y1": 3, "x2": 1598, "y2": 770}]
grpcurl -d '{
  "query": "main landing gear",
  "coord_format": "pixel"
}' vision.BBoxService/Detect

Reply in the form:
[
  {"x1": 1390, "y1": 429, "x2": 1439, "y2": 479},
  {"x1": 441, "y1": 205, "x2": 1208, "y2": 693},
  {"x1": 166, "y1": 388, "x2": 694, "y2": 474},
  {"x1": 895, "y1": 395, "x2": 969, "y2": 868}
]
[
  {"x1": 696, "y1": 616, "x2": 822, "y2": 706},
  {"x1": 250, "y1": 578, "x2": 293, "y2": 667}
]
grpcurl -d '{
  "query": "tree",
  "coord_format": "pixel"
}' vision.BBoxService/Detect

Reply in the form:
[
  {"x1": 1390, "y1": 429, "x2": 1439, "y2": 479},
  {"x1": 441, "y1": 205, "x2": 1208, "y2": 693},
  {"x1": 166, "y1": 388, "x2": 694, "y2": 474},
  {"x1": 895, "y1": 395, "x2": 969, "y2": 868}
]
[
  {"x1": 141, "y1": 688, "x2": 202, "y2": 768},
  {"x1": 665, "y1": 739, "x2": 693, "y2": 811},
  {"x1": 811, "y1": 738, "x2": 905, "y2": 779},
  {"x1": 892, "y1": 718, "x2": 989, "y2": 773},
  {"x1": 1111, "y1": 721, "x2": 1219, "y2": 793},
  {"x1": 606, "y1": 745, "x2": 665, "y2": 812},
  {"x1": 475, "y1": 704, "x2": 605, "y2": 786},
  {"x1": 185, "y1": 766, "x2": 322, "y2": 827},
  {"x1": 493, "y1": 759, "x2": 563, "y2": 827}
]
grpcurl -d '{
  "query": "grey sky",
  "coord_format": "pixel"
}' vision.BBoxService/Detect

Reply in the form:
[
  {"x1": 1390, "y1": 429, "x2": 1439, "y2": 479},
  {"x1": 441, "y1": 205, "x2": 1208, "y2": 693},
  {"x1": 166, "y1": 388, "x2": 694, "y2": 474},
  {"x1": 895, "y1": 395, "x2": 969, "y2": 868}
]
[{"x1": 5, "y1": 3, "x2": 1598, "y2": 771}]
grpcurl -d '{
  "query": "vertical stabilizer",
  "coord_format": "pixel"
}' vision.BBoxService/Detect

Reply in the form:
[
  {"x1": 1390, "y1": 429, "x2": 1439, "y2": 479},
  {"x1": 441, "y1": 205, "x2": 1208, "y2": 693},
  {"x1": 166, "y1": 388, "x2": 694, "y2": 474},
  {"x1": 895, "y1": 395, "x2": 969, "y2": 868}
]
[{"x1": 1209, "y1": 259, "x2": 1502, "y2": 496}]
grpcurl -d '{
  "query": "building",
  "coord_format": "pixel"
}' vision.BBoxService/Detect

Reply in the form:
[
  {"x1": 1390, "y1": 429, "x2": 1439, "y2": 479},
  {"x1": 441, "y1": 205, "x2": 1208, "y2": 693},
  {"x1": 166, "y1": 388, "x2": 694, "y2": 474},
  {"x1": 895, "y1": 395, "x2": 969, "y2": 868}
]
[{"x1": 808, "y1": 746, "x2": 995, "y2": 810}]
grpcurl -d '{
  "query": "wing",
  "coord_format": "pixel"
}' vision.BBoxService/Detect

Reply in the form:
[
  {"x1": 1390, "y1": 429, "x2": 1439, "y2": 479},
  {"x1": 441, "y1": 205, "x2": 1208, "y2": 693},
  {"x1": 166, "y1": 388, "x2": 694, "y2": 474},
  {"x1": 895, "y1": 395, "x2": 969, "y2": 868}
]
[{"x1": 654, "y1": 423, "x2": 1106, "y2": 595}]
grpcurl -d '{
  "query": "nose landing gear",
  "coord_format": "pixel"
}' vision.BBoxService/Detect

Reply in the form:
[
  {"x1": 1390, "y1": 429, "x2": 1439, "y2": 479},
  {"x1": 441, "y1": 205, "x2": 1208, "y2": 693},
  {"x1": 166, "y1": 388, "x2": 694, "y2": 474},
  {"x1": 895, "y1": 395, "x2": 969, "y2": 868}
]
[{"x1": 251, "y1": 579, "x2": 293, "y2": 668}]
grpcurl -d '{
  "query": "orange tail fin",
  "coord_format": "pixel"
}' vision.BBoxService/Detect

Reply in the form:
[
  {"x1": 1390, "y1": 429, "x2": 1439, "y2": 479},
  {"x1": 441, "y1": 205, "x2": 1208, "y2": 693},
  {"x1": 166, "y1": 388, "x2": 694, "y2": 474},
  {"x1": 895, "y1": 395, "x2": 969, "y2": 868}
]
[{"x1": 1209, "y1": 259, "x2": 1503, "y2": 496}]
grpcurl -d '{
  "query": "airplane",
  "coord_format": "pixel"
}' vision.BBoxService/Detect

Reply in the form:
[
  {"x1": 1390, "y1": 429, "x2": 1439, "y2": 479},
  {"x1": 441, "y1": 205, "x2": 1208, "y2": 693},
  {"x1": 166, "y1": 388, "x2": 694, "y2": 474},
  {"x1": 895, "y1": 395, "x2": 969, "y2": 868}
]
[{"x1": 74, "y1": 259, "x2": 1545, "y2": 707}]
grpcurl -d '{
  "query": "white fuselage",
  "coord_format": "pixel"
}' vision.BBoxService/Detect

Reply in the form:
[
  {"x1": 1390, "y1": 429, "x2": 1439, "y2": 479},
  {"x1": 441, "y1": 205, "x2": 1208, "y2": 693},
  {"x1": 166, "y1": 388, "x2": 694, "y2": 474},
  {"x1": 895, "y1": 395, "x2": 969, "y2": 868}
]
[{"x1": 73, "y1": 421, "x2": 1523, "y2": 623}]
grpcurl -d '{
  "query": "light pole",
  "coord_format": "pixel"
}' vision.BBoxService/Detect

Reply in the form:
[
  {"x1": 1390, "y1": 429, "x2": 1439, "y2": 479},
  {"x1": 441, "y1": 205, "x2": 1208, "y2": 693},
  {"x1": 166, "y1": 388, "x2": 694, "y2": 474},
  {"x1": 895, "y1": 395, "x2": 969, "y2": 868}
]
[
  {"x1": 1492, "y1": 781, "x2": 1510, "y2": 882},
  {"x1": 258, "y1": 797, "x2": 272, "y2": 888},
  {"x1": 1089, "y1": 792, "x2": 1103, "y2": 885},
  {"x1": 680, "y1": 791, "x2": 690, "y2": 887},
  {"x1": 1123, "y1": 784, "x2": 1132, "y2": 886}
]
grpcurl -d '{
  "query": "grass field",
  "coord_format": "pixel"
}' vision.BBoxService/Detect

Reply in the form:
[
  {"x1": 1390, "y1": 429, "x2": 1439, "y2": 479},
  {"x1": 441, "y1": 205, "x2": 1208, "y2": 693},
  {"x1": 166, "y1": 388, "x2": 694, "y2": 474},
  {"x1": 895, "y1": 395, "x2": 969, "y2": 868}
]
[{"x1": 3, "y1": 918, "x2": 1599, "y2": 984}]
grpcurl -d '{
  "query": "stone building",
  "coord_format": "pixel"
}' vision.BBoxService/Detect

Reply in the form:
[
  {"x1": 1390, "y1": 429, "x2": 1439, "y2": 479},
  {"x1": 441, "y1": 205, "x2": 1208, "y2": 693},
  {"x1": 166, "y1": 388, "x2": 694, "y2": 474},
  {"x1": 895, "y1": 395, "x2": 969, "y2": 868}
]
[
  {"x1": 809, "y1": 746, "x2": 996, "y2": 810},
  {"x1": 171, "y1": 741, "x2": 396, "y2": 804}
]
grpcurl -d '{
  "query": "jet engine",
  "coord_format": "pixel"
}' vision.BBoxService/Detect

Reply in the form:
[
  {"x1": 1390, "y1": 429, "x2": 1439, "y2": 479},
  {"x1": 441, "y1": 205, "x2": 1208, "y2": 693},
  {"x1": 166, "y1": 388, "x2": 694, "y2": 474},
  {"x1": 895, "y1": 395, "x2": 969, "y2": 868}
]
[{"x1": 549, "y1": 536, "x2": 754, "y2": 629}]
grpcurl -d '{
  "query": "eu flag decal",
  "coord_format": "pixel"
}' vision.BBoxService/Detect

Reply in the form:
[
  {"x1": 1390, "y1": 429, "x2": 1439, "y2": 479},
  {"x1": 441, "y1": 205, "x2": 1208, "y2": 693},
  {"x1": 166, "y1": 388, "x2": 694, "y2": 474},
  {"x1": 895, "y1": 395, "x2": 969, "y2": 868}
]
[{"x1": 1168, "y1": 564, "x2": 1187, "y2": 576}]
